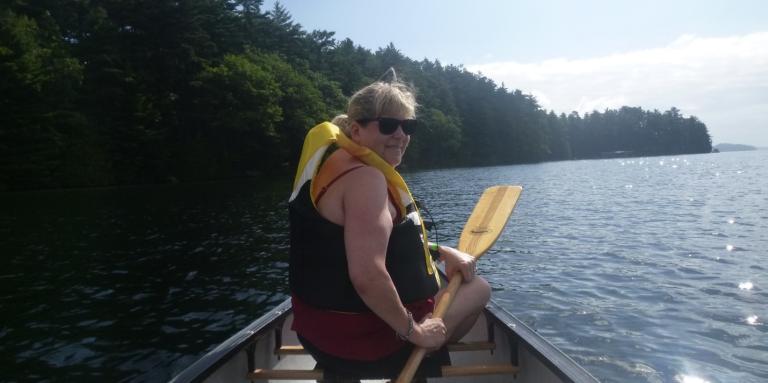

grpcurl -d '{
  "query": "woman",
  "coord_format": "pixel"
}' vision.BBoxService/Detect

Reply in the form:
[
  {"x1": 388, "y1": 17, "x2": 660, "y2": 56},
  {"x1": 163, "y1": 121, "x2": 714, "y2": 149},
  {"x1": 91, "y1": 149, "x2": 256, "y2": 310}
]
[{"x1": 288, "y1": 70, "x2": 491, "y2": 379}]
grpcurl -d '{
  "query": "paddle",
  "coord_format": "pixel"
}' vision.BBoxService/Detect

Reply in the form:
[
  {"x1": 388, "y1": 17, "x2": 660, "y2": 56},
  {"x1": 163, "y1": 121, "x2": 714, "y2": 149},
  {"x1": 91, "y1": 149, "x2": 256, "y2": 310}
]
[{"x1": 396, "y1": 185, "x2": 522, "y2": 383}]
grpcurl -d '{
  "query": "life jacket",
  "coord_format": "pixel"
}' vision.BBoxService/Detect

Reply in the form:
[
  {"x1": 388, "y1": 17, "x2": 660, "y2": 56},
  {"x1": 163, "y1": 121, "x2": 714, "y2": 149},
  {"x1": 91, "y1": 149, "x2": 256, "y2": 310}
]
[{"x1": 288, "y1": 122, "x2": 440, "y2": 312}]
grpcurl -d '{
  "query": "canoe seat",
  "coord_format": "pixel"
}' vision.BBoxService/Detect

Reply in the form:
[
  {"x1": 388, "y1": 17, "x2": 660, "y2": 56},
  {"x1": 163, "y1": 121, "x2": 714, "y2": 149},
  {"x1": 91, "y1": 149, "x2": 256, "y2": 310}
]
[
  {"x1": 247, "y1": 341, "x2": 516, "y2": 381},
  {"x1": 276, "y1": 341, "x2": 496, "y2": 356},
  {"x1": 247, "y1": 363, "x2": 520, "y2": 380}
]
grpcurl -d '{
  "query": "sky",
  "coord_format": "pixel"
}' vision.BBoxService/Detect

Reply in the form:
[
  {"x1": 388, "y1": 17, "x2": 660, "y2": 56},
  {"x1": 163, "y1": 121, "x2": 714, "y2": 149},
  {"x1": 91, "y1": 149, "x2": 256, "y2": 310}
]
[{"x1": 265, "y1": 0, "x2": 768, "y2": 146}]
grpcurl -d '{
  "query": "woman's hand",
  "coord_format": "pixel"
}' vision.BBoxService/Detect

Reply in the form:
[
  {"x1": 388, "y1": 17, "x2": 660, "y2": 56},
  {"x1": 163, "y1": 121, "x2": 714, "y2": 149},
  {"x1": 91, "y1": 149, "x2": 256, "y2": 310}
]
[
  {"x1": 410, "y1": 313, "x2": 446, "y2": 348},
  {"x1": 440, "y1": 246, "x2": 477, "y2": 282}
]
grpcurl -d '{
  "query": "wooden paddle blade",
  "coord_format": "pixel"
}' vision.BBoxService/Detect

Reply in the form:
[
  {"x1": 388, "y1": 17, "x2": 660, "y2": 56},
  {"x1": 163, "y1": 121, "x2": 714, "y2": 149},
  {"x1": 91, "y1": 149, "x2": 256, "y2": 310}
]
[{"x1": 458, "y1": 185, "x2": 522, "y2": 257}]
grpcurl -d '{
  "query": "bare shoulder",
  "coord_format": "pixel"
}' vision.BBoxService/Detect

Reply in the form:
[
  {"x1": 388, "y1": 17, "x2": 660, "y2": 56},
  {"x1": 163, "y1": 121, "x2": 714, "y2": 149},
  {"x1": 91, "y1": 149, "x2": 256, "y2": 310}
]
[
  {"x1": 346, "y1": 164, "x2": 385, "y2": 183},
  {"x1": 315, "y1": 150, "x2": 390, "y2": 225},
  {"x1": 340, "y1": 163, "x2": 389, "y2": 216},
  {"x1": 342, "y1": 166, "x2": 387, "y2": 207},
  {"x1": 330, "y1": 150, "x2": 386, "y2": 193},
  {"x1": 343, "y1": 165, "x2": 393, "y2": 233}
]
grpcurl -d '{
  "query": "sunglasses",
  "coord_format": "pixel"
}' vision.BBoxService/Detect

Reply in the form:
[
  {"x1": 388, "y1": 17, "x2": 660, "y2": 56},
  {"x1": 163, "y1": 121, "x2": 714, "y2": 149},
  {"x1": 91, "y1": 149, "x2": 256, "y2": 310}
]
[{"x1": 356, "y1": 117, "x2": 419, "y2": 135}]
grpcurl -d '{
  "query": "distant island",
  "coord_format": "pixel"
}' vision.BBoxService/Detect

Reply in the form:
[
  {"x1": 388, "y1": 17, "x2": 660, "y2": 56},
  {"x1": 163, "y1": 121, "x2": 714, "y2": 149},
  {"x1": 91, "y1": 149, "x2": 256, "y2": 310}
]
[{"x1": 713, "y1": 143, "x2": 757, "y2": 152}]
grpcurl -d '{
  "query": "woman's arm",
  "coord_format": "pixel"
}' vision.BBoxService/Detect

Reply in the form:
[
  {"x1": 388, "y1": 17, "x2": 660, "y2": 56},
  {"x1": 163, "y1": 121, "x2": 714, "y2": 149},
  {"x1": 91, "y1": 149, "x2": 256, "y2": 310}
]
[{"x1": 343, "y1": 167, "x2": 446, "y2": 347}]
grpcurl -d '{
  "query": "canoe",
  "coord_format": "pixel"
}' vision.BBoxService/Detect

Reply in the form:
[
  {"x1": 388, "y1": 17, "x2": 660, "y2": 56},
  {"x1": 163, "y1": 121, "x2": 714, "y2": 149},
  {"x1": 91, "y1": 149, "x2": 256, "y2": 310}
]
[{"x1": 170, "y1": 296, "x2": 600, "y2": 383}]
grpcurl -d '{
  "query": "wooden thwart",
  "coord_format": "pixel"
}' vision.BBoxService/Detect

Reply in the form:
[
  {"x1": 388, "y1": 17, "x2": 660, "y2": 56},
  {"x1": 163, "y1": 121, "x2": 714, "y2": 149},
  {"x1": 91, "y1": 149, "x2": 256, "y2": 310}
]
[
  {"x1": 445, "y1": 341, "x2": 495, "y2": 352},
  {"x1": 276, "y1": 345, "x2": 306, "y2": 355},
  {"x1": 276, "y1": 341, "x2": 495, "y2": 356},
  {"x1": 248, "y1": 368, "x2": 323, "y2": 380},
  {"x1": 442, "y1": 363, "x2": 520, "y2": 377},
  {"x1": 248, "y1": 363, "x2": 519, "y2": 380}
]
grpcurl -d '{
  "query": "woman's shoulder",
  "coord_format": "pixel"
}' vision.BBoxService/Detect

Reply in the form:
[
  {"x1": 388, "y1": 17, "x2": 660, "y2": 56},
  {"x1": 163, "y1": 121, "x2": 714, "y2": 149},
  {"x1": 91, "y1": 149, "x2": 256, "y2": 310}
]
[
  {"x1": 326, "y1": 150, "x2": 383, "y2": 179},
  {"x1": 315, "y1": 150, "x2": 385, "y2": 198},
  {"x1": 314, "y1": 151, "x2": 390, "y2": 223},
  {"x1": 342, "y1": 162, "x2": 385, "y2": 188}
]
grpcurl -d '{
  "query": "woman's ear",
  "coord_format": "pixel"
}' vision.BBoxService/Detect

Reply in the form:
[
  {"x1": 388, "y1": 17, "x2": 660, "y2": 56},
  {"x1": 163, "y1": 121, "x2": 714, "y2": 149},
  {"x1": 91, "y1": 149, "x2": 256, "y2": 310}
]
[{"x1": 349, "y1": 122, "x2": 362, "y2": 141}]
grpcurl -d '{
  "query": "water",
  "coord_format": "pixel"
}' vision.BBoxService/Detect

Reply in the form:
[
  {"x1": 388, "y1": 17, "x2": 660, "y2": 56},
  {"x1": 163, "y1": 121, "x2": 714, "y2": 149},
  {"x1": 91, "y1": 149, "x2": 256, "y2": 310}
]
[
  {"x1": 0, "y1": 181, "x2": 292, "y2": 382},
  {"x1": 409, "y1": 151, "x2": 768, "y2": 383},
  {"x1": 2, "y1": 151, "x2": 767, "y2": 382}
]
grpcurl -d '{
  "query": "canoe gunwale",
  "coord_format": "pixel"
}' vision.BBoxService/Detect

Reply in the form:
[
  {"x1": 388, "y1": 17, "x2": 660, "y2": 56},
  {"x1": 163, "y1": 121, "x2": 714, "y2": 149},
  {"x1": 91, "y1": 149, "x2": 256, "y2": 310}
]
[
  {"x1": 484, "y1": 299, "x2": 599, "y2": 383},
  {"x1": 169, "y1": 298, "x2": 292, "y2": 383}
]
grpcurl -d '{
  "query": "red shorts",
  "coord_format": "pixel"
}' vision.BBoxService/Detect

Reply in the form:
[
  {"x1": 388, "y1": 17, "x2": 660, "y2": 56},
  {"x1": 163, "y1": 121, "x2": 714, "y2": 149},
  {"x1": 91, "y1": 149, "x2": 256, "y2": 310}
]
[{"x1": 291, "y1": 295, "x2": 435, "y2": 361}]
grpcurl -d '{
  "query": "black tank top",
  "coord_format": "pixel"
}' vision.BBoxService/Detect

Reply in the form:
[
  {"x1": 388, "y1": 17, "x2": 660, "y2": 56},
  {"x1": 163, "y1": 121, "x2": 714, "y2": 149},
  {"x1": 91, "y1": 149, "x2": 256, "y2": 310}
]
[{"x1": 289, "y1": 181, "x2": 439, "y2": 312}]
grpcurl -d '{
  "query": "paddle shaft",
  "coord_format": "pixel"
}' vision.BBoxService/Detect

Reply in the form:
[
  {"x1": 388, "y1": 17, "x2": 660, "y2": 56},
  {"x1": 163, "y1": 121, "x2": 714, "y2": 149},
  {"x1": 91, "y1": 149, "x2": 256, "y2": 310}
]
[
  {"x1": 395, "y1": 273, "x2": 464, "y2": 383},
  {"x1": 396, "y1": 185, "x2": 521, "y2": 383}
]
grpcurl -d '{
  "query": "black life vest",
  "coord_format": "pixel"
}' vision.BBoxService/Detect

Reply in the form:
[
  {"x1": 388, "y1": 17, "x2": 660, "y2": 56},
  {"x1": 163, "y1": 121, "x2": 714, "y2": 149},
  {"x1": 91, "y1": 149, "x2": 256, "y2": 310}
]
[{"x1": 288, "y1": 122, "x2": 439, "y2": 312}]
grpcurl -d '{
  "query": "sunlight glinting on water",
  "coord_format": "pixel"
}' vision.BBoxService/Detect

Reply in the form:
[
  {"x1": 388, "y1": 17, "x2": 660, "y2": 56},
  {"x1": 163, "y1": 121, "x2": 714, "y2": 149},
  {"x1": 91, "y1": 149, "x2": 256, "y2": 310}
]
[
  {"x1": 738, "y1": 281, "x2": 754, "y2": 290},
  {"x1": 725, "y1": 244, "x2": 734, "y2": 251},
  {"x1": 746, "y1": 315, "x2": 760, "y2": 325},
  {"x1": 675, "y1": 375, "x2": 711, "y2": 383}
]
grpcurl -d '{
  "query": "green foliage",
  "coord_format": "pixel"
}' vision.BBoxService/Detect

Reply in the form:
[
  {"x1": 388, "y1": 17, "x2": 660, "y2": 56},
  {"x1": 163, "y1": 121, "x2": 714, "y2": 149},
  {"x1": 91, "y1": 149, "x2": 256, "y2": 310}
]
[
  {"x1": 0, "y1": 8, "x2": 98, "y2": 190},
  {"x1": 180, "y1": 50, "x2": 343, "y2": 178},
  {"x1": 0, "y1": 1, "x2": 713, "y2": 190},
  {"x1": 244, "y1": 50, "x2": 345, "y2": 166},
  {"x1": 565, "y1": 107, "x2": 711, "y2": 158},
  {"x1": 183, "y1": 53, "x2": 283, "y2": 178},
  {"x1": 405, "y1": 108, "x2": 462, "y2": 168}
]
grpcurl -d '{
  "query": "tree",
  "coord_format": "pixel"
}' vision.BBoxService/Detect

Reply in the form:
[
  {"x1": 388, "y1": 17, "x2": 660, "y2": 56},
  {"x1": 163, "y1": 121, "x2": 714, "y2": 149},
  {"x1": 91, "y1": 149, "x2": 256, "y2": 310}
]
[
  {"x1": 405, "y1": 108, "x2": 462, "y2": 168},
  {"x1": 183, "y1": 52, "x2": 282, "y2": 178},
  {"x1": 0, "y1": 0, "x2": 715, "y2": 190},
  {"x1": 0, "y1": 8, "x2": 96, "y2": 190}
]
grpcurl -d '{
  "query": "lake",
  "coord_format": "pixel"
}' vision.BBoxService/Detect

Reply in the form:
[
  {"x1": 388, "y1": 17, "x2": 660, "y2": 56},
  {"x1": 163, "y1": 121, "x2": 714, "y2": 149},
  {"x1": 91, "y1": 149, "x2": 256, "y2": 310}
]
[{"x1": 1, "y1": 150, "x2": 766, "y2": 382}]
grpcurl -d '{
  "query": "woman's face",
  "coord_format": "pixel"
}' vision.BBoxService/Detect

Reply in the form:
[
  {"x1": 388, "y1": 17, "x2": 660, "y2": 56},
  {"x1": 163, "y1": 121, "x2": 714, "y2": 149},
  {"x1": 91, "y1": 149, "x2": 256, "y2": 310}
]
[{"x1": 353, "y1": 115, "x2": 412, "y2": 167}]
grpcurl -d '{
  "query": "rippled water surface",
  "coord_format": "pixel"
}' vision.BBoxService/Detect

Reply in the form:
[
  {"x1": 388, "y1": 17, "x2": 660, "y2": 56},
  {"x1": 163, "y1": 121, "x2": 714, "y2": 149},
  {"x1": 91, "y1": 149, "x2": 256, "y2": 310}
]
[
  {"x1": 2, "y1": 151, "x2": 767, "y2": 382},
  {"x1": 1, "y1": 180, "x2": 291, "y2": 382}
]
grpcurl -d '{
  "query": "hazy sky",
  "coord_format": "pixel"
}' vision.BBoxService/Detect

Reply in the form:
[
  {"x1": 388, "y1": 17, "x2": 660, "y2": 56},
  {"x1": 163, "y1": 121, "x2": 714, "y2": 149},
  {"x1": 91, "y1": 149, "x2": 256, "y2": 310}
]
[{"x1": 266, "y1": 0, "x2": 768, "y2": 146}]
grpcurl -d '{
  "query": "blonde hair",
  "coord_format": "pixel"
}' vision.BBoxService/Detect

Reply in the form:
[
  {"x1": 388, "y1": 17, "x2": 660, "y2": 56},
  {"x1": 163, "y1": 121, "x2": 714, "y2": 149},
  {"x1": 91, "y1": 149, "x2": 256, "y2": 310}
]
[{"x1": 332, "y1": 68, "x2": 418, "y2": 135}]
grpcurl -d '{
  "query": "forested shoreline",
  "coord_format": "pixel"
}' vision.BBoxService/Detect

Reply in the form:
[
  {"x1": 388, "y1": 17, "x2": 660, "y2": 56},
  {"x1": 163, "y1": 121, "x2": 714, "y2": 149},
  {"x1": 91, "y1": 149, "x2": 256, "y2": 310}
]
[{"x1": 0, "y1": 1, "x2": 712, "y2": 191}]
